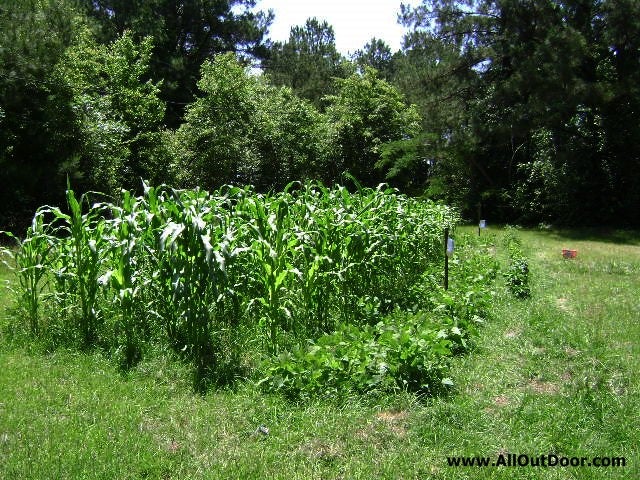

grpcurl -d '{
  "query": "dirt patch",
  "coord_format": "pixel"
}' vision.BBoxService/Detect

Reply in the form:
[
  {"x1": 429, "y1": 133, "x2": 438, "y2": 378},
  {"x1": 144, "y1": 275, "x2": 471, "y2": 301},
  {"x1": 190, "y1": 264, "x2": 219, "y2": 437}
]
[
  {"x1": 299, "y1": 439, "x2": 342, "y2": 461},
  {"x1": 166, "y1": 439, "x2": 180, "y2": 453},
  {"x1": 496, "y1": 447, "x2": 509, "y2": 457},
  {"x1": 484, "y1": 395, "x2": 510, "y2": 415},
  {"x1": 492, "y1": 395, "x2": 510, "y2": 407},
  {"x1": 608, "y1": 374, "x2": 627, "y2": 396},
  {"x1": 564, "y1": 347, "x2": 580, "y2": 357},
  {"x1": 374, "y1": 410, "x2": 408, "y2": 438},
  {"x1": 556, "y1": 297, "x2": 574, "y2": 314},
  {"x1": 504, "y1": 329, "x2": 520, "y2": 339},
  {"x1": 375, "y1": 410, "x2": 408, "y2": 423},
  {"x1": 355, "y1": 411, "x2": 409, "y2": 444},
  {"x1": 528, "y1": 379, "x2": 560, "y2": 395}
]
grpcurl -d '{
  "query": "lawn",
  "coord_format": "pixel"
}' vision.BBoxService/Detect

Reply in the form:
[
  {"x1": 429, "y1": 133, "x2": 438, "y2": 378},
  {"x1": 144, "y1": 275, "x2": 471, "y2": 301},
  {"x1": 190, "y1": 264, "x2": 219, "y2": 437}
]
[{"x1": 0, "y1": 227, "x2": 638, "y2": 479}]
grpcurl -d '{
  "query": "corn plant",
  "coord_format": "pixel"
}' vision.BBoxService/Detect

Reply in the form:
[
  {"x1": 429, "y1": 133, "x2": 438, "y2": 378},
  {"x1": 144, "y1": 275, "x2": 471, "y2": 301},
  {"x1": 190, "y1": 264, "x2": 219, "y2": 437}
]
[
  {"x1": 49, "y1": 186, "x2": 109, "y2": 347},
  {"x1": 98, "y1": 189, "x2": 148, "y2": 366},
  {"x1": 0, "y1": 211, "x2": 55, "y2": 335},
  {"x1": 6, "y1": 180, "x2": 458, "y2": 388},
  {"x1": 246, "y1": 194, "x2": 299, "y2": 353},
  {"x1": 153, "y1": 188, "x2": 245, "y2": 386},
  {"x1": 289, "y1": 186, "x2": 336, "y2": 334}
]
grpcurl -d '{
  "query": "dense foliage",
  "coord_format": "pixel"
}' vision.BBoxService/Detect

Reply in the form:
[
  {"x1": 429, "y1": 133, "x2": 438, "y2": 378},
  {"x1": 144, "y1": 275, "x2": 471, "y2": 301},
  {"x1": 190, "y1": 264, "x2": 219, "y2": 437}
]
[
  {"x1": 172, "y1": 53, "x2": 334, "y2": 190},
  {"x1": 260, "y1": 234, "x2": 499, "y2": 398},
  {"x1": 395, "y1": 0, "x2": 640, "y2": 226},
  {"x1": 80, "y1": 0, "x2": 273, "y2": 126},
  {"x1": 1, "y1": 0, "x2": 638, "y2": 229},
  {"x1": 1, "y1": 183, "x2": 457, "y2": 389},
  {"x1": 263, "y1": 18, "x2": 352, "y2": 108},
  {"x1": 0, "y1": 0, "x2": 81, "y2": 231},
  {"x1": 326, "y1": 68, "x2": 422, "y2": 187},
  {"x1": 54, "y1": 30, "x2": 166, "y2": 194},
  {"x1": 502, "y1": 227, "x2": 531, "y2": 298}
]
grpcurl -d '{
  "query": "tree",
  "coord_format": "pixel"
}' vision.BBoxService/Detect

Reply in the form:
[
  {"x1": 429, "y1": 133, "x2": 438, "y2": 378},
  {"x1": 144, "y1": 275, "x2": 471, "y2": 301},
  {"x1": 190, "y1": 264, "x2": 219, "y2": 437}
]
[
  {"x1": 174, "y1": 53, "x2": 333, "y2": 190},
  {"x1": 173, "y1": 53, "x2": 260, "y2": 188},
  {"x1": 0, "y1": 0, "x2": 82, "y2": 231},
  {"x1": 352, "y1": 38, "x2": 395, "y2": 80},
  {"x1": 252, "y1": 85, "x2": 335, "y2": 189},
  {"x1": 401, "y1": 0, "x2": 640, "y2": 225},
  {"x1": 0, "y1": 1, "x2": 172, "y2": 232},
  {"x1": 598, "y1": 0, "x2": 640, "y2": 226},
  {"x1": 80, "y1": 0, "x2": 273, "y2": 126},
  {"x1": 326, "y1": 68, "x2": 422, "y2": 187},
  {"x1": 53, "y1": 30, "x2": 166, "y2": 195},
  {"x1": 390, "y1": 29, "x2": 481, "y2": 205},
  {"x1": 263, "y1": 18, "x2": 352, "y2": 108}
]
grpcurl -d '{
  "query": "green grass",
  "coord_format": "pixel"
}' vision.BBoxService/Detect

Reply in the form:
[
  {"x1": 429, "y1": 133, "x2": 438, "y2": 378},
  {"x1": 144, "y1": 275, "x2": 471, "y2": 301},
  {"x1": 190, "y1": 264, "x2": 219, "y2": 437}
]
[{"x1": 1, "y1": 227, "x2": 638, "y2": 479}]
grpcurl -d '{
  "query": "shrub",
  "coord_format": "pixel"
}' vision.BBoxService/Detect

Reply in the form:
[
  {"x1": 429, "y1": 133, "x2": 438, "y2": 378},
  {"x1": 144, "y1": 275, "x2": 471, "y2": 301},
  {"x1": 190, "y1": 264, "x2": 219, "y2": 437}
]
[
  {"x1": 174, "y1": 54, "x2": 333, "y2": 191},
  {"x1": 503, "y1": 227, "x2": 531, "y2": 298}
]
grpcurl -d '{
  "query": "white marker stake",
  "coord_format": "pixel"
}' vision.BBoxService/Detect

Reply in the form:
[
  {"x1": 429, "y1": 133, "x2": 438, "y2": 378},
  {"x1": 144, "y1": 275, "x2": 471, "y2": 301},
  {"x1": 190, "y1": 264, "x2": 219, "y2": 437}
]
[{"x1": 446, "y1": 238, "x2": 455, "y2": 257}]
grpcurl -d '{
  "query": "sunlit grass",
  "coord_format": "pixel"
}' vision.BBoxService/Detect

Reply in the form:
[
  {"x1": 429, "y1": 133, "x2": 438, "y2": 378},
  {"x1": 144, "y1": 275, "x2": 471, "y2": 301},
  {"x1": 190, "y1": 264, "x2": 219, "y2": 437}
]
[{"x1": 0, "y1": 226, "x2": 638, "y2": 479}]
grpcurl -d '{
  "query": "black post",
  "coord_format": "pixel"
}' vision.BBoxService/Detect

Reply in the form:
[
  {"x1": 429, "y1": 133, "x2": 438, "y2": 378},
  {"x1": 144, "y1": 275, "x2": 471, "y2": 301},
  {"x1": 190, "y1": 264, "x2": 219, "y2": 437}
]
[
  {"x1": 478, "y1": 202, "x2": 482, "y2": 236},
  {"x1": 444, "y1": 227, "x2": 449, "y2": 290}
]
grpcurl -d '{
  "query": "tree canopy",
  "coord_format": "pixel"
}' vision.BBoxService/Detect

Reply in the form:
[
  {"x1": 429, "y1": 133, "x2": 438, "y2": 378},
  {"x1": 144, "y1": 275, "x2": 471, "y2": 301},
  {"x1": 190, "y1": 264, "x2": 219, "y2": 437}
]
[
  {"x1": 80, "y1": 0, "x2": 273, "y2": 125},
  {"x1": 262, "y1": 18, "x2": 352, "y2": 108},
  {"x1": 1, "y1": 0, "x2": 639, "y2": 231},
  {"x1": 173, "y1": 53, "x2": 334, "y2": 190},
  {"x1": 326, "y1": 68, "x2": 422, "y2": 187},
  {"x1": 395, "y1": 0, "x2": 640, "y2": 225},
  {"x1": 0, "y1": 0, "x2": 82, "y2": 229}
]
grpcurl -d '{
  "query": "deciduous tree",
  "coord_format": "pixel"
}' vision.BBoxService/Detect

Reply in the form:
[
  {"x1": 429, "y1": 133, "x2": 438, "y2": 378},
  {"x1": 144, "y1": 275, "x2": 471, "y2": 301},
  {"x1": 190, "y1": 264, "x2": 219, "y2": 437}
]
[
  {"x1": 174, "y1": 53, "x2": 333, "y2": 190},
  {"x1": 80, "y1": 0, "x2": 273, "y2": 125},
  {"x1": 326, "y1": 69, "x2": 421, "y2": 187}
]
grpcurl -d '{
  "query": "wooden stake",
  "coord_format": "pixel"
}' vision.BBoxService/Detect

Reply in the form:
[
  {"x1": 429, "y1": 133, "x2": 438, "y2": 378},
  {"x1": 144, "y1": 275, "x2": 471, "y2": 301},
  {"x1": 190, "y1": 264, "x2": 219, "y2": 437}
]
[{"x1": 444, "y1": 227, "x2": 449, "y2": 290}]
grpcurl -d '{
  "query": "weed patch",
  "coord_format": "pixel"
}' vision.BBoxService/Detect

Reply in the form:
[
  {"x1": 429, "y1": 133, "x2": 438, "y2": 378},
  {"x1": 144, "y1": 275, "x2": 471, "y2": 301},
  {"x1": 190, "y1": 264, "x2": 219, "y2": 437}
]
[{"x1": 503, "y1": 227, "x2": 531, "y2": 298}]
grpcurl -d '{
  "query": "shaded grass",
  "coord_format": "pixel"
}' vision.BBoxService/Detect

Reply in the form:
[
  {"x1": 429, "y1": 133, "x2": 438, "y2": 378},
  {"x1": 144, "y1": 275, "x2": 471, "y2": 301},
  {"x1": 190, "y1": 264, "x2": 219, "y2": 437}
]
[
  {"x1": 545, "y1": 228, "x2": 640, "y2": 246},
  {"x1": 0, "y1": 260, "x2": 11, "y2": 307},
  {"x1": 0, "y1": 255, "x2": 15, "y2": 335},
  {"x1": 0, "y1": 227, "x2": 638, "y2": 479}
]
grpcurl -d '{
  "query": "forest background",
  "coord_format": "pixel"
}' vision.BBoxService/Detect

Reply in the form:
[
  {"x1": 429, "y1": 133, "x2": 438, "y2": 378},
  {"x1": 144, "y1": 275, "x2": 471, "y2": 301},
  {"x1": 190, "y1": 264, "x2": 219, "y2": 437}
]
[{"x1": 1, "y1": 0, "x2": 639, "y2": 232}]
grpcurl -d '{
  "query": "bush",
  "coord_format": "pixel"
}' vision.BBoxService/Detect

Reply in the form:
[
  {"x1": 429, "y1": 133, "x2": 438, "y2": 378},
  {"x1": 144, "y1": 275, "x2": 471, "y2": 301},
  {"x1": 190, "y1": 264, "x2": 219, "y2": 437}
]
[
  {"x1": 173, "y1": 53, "x2": 333, "y2": 191},
  {"x1": 503, "y1": 227, "x2": 531, "y2": 298},
  {"x1": 258, "y1": 312, "x2": 455, "y2": 400}
]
